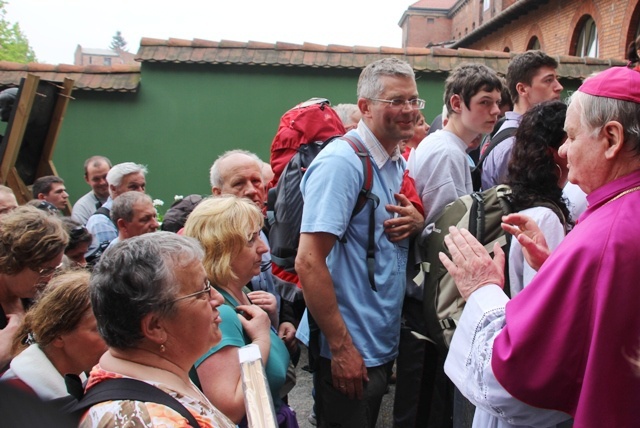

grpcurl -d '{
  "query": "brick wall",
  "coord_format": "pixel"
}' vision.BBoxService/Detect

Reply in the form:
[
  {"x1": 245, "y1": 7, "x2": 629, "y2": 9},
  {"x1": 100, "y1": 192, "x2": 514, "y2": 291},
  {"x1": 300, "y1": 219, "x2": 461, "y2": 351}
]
[
  {"x1": 404, "y1": 0, "x2": 640, "y2": 59},
  {"x1": 451, "y1": 0, "x2": 482, "y2": 40},
  {"x1": 403, "y1": 14, "x2": 452, "y2": 47}
]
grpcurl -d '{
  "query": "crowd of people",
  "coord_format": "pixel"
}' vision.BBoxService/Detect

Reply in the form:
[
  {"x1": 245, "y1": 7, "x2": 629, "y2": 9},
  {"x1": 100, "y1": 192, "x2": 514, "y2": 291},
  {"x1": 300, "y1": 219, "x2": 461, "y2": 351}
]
[{"x1": 0, "y1": 51, "x2": 638, "y2": 428}]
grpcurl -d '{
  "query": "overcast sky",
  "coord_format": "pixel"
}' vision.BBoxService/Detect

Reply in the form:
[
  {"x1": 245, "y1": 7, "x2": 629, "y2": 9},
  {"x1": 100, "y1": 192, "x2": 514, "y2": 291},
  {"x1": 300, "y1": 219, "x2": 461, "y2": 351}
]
[{"x1": 6, "y1": 0, "x2": 412, "y2": 65}]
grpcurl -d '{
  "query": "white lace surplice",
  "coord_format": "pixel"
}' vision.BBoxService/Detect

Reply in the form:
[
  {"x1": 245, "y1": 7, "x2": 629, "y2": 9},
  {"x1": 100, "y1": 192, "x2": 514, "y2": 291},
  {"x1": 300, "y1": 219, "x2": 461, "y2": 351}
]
[{"x1": 444, "y1": 285, "x2": 572, "y2": 428}]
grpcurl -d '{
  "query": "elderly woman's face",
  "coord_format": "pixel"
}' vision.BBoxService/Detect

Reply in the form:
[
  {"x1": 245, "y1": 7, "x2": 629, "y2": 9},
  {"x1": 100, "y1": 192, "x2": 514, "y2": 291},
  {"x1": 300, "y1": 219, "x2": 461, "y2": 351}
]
[
  {"x1": 10, "y1": 251, "x2": 64, "y2": 298},
  {"x1": 164, "y1": 260, "x2": 224, "y2": 358},
  {"x1": 230, "y1": 230, "x2": 269, "y2": 284},
  {"x1": 59, "y1": 309, "x2": 107, "y2": 374}
]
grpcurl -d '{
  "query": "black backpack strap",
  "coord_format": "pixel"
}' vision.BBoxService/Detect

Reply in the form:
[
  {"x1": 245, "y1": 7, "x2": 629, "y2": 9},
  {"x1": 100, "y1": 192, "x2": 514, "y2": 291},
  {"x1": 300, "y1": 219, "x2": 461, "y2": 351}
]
[
  {"x1": 94, "y1": 205, "x2": 111, "y2": 220},
  {"x1": 68, "y1": 377, "x2": 201, "y2": 428},
  {"x1": 476, "y1": 126, "x2": 518, "y2": 170},
  {"x1": 342, "y1": 135, "x2": 379, "y2": 292}
]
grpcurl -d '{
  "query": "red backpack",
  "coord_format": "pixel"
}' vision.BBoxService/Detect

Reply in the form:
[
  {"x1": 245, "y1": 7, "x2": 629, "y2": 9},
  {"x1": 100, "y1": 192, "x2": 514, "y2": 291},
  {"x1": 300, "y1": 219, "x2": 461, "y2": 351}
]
[{"x1": 268, "y1": 98, "x2": 345, "y2": 189}]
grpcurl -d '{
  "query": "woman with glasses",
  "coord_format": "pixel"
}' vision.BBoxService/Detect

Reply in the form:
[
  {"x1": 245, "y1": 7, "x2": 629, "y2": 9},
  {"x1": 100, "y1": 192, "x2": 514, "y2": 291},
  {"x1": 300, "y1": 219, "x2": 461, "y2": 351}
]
[
  {"x1": 0, "y1": 206, "x2": 68, "y2": 370},
  {"x1": 79, "y1": 232, "x2": 235, "y2": 427},
  {"x1": 61, "y1": 218, "x2": 92, "y2": 268},
  {"x1": 1, "y1": 270, "x2": 106, "y2": 400},
  {"x1": 184, "y1": 195, "x2": 296, "y2": 427}
]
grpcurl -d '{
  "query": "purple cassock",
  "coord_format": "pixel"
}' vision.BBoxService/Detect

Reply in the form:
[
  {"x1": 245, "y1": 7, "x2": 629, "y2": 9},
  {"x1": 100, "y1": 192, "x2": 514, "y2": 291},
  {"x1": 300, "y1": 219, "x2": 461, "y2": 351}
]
[{"x1": 493, "y1": 169, "x2": 640, "y2": 426}]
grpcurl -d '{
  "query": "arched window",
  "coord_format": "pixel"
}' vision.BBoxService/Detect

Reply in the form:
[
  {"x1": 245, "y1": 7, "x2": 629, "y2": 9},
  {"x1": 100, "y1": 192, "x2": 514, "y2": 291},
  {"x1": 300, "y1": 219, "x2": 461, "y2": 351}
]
[
  {"x1": 575, "y1": 16, "x2": 599, "y2": 57},
  {"x1": 503, "y1": 47, "x2": 510, "y2": 53},
  {"x1": 527, "y1": 37, "x2": 540, "y2": 51}
]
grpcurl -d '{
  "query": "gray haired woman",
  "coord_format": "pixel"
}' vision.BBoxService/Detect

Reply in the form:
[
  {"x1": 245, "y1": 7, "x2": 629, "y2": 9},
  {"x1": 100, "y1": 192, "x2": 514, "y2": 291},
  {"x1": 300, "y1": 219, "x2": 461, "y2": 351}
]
[{"x1": 79, "y1": 232, "x2": 235, "y2": 428}]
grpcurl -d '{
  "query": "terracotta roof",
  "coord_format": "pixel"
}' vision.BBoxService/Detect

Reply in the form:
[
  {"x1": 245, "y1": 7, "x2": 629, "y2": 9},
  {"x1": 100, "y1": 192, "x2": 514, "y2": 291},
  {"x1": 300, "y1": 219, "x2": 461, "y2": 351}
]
[
  {"x1": 0, "y1": 39, "x2": 628, "y2": 92},
  {"x1": 409, "y1": 0, "x2": 456, "y2": 10},
  {"x1": 136, "y1": 38, "x2": 626, "y2": 80},
  {"x1": 0, "y1": 62, "x2": 141, "y2": 92}
]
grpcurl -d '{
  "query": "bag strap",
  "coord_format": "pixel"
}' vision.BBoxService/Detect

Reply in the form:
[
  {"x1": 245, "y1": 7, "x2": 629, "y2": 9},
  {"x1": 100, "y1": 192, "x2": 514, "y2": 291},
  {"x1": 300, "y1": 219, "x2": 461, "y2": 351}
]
[
  {"x1": 532, "y1": 198, "x2": 569, "y2": 234},
  {"x1": 306, "y1": 135, "x2": 380, "y2": 366},
  {"x1": 476, "y1": 126, "x2": 518, "y2": 170},
  {"x1": 90, "y1": 205, "x2": 116, "y2": 229},
  {"x1": 68, "y1": 377, "x2": 201, "y2": 428},
  {"x1": 342, "y1": 134, "x2": 380, "y2": 292}
]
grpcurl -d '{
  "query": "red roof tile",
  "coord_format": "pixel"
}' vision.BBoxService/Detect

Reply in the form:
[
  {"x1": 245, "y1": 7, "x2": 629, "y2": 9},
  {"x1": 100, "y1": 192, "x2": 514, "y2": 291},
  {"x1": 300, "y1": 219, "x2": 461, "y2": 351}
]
[
  {"x1": 410, "y1": 0, "x2": 456, "y2": 9},
  {"x1": 0, "y1": 38, "x2": 628, "y2": 92},
  {"x1": 0, "y1": 61, "x2": 141, "y2": 92}
]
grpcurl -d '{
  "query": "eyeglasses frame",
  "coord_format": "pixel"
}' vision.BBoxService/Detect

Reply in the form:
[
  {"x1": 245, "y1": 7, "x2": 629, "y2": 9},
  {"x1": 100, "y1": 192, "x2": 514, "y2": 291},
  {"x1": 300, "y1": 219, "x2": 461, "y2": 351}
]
[
  {"x1": 368, "y1": 97, "x2": 426, "y2": 110},
  {"x1": 35, "y1": 262, "x2": 63, "y2": 277},
  {"x1": 170, "y1": 279, "x2": 213, "y2": 303}
]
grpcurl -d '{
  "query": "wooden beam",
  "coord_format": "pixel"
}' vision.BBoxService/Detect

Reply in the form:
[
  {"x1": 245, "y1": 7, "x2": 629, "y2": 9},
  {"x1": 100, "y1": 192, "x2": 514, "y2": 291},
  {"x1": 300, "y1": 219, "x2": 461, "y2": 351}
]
[
  {"x1": 6, "y1": 167, "x2": 31, "y2": 205},
  {"x1": 37, "y1": 78, "x2": 74, "y2": 178},
  {"x1": 0, "y1": 74, "x2": 39, "y2": 185}
]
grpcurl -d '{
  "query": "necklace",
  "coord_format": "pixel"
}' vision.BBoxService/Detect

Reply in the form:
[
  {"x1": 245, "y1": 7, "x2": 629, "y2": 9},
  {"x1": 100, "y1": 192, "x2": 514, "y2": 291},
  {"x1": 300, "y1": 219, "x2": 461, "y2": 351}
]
[{"x1": 603, "y1": 185, "x2": 640, "y2": 207}]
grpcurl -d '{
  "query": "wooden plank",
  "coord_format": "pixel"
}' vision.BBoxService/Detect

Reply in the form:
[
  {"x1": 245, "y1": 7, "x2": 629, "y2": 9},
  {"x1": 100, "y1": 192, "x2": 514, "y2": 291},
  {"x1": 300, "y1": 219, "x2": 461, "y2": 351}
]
[
  {"x1": 0, "y1": 74, "x2": 39, "y2": 184},
  {"x1": 37, "y1": 78, "x2": 74, "y2": 178},
  {"x1": 6, "y1": 167, "x2": 30, "y2": 205},
  {"x1": 35, "y1": 77, "x2": 74, "y2": 216}
]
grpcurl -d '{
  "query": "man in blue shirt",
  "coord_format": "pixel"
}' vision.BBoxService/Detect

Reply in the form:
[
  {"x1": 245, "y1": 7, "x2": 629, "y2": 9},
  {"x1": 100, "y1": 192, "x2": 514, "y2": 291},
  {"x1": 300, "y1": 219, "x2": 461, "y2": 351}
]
[
  {"x1": 295, "y1": 58, "x2": 424, "y2": 427},
  {"x1": 85, "y1": 162, "x2": 147, "y2": 258}
]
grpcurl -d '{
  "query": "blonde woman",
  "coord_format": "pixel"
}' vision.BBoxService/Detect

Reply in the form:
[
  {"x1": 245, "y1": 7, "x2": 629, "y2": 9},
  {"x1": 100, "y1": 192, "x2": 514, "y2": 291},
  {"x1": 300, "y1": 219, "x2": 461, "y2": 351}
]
[{"x1": 185, "y1": 195, "x2": 296, "y2": 427}]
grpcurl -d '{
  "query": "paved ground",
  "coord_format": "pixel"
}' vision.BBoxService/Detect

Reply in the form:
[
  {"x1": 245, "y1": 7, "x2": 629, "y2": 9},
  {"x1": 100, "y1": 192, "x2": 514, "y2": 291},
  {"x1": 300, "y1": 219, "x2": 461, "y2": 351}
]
[{"x1": 288, "y1": 346, "x2": 395, "y2": 427}]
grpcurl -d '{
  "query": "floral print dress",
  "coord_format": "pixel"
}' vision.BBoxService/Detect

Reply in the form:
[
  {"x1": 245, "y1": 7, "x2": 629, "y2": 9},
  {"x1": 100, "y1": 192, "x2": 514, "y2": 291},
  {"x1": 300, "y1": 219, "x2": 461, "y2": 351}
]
[{"x1": 79, "y1": 366, "x2": 236, "y2": 428}]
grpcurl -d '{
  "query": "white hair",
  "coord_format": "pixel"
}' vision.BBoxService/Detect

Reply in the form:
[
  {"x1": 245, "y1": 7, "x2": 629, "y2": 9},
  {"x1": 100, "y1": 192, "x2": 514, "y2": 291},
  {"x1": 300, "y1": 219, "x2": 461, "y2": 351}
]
[
  {"x1": 209, "y1": 149, "x2": 262, "y2": 189},
  {"x1": 106, "y1": 162, "x2": 147, "y2": 189}
]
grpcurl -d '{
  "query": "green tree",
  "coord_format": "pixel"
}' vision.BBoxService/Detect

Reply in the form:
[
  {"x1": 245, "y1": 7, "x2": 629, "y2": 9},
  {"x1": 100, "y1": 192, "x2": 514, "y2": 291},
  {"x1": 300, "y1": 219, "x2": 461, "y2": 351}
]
[
  {"x1": 0, "y1": 0, "x2": 37, "y2": 63},
  {"x1": 110, "y1": 30, "x2": 128, "y2": 52}
]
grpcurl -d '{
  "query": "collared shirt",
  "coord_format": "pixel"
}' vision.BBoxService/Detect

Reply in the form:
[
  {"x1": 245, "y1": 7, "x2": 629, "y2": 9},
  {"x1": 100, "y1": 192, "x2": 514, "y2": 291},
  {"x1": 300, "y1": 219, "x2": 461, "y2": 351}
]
[
  {"x1": 295, "y1": 121, "x2": 408, "y2": 367},
  {"x1": 356, "y1": 120, "x2": 402, "y2": 168},
  {"x1": 85, "y1": 198, "x2": 117, "y2": 256},
  {"x1": 72, "y1": 190, "x2": 108, "y2": 225},
  {"x1": 0, "y1": 344, "x2": 76, "y2": 400}
]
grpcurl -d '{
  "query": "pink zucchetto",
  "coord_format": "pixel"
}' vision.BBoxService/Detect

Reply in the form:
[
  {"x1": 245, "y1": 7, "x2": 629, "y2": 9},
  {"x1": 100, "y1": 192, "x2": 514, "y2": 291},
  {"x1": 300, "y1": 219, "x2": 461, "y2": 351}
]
[{"x1": 578, "y1": 66, "x2": 640, "y2": 104}]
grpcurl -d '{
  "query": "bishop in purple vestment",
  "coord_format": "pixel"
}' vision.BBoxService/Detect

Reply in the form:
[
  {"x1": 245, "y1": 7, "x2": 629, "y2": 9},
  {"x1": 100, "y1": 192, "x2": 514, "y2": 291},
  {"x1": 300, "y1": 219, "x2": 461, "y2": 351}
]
[{"x1": 442, "y1": 66, "x2": 640, "y2": 427}]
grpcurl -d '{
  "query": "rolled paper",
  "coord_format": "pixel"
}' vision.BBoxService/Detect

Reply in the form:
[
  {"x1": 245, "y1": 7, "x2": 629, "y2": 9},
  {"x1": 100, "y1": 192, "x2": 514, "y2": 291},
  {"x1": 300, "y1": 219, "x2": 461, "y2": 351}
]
[{"x1": 238, "y1": 344, "x2": 278, "y2": 428}]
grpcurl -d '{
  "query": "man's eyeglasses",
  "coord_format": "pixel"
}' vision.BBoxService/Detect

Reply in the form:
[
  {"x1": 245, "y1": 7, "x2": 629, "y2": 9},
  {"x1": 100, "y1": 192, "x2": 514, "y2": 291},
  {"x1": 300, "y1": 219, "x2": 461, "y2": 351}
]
[
  {"x1": 170, "y1": 280, "x2": 212, "y2": 303},
  {"x1": 368, "y1": 98, "x2": 425, "y2": 110},
  {"x1": 35, "y1": 262, "x2": 63, "y2": 277}
]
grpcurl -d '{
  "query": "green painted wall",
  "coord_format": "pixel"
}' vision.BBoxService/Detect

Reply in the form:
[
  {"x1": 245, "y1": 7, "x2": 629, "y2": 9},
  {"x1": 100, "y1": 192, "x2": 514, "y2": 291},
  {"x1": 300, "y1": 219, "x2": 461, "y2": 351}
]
[
  {"x1": 53, "y1": 63, "x2": 445, "y2": 207},
  {"x1": 51, "y1": 62, "x2": 577, "y2": 210}
]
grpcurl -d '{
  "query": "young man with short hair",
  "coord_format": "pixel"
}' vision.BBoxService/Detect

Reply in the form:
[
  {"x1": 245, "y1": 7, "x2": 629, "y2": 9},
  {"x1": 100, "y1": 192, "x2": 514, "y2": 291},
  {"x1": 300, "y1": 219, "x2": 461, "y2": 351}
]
[
  {"x1": 414, "y1": 63, "x2": 503, "y2": 224},
  {"x1": 32, "y1": 175, "x2": 69, "y2": 211},
  {"x1": 399, "y1": 62, "x2": 502, "y2": 427},
  {"x1": 72, "y1": 155, "x2": 112, "y2": 225},
  {"x1": 481, "y1": 50, "x2": 563, "y2": 189}
]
